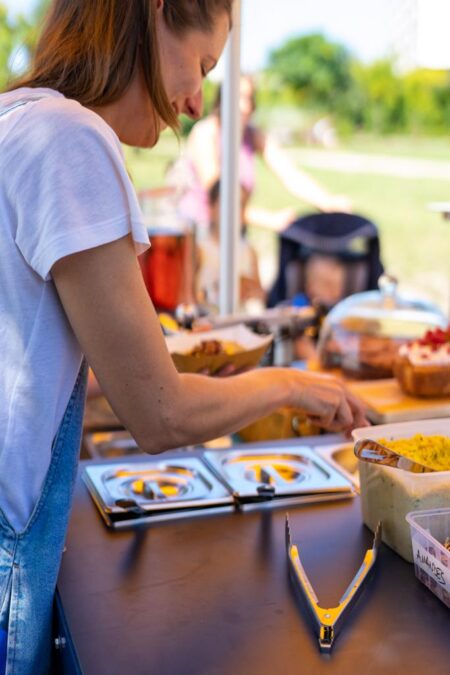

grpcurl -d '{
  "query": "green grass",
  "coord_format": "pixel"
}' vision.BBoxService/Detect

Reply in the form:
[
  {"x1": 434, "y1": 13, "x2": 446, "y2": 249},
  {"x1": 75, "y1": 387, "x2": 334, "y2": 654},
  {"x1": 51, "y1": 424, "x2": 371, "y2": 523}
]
[
  {"x1": 125, "y1": 132, "x2": 450, "y2": 314},
  {"x1": 124, "y1": 132, "x2": 181, "y2": 189},
  {"x1": 337, "y1": 133, "x2": 450, "y2": 160}
]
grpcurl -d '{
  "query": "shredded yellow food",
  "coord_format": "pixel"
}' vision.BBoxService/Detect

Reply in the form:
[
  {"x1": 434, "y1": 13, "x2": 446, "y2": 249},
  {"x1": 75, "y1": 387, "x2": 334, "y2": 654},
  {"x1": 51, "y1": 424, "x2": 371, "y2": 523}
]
[
  {"x1": 378, "y1": 434, "x2": 450, "y2": 471},
  {"x1": 221, "y1": 340, "x2": 243, "y2": 355}
]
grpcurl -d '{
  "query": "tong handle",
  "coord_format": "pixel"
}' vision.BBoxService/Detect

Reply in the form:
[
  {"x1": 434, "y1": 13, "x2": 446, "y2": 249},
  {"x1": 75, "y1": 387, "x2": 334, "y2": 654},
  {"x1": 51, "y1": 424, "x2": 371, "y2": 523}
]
[
  {"x1": 286, "y1": 515, "x2": 382, "y2": 653},
  {"x1": 354, "y1": 438, "x2": 433, "y2": 473}
]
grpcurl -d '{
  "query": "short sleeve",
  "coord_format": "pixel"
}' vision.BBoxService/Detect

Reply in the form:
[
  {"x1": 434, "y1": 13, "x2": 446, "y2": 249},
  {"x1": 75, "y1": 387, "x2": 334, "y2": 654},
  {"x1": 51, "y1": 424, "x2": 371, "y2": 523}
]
[{"x1": 12, "y1": 100, "x2": 149, "y2": 280}]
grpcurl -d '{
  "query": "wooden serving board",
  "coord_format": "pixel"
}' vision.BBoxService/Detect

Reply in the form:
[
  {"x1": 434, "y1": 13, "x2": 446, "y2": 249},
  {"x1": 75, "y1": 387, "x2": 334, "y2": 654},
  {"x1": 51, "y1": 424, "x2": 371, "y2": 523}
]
[{"x1": 348, "y1": 378, "x2": 450, "y2": 424}]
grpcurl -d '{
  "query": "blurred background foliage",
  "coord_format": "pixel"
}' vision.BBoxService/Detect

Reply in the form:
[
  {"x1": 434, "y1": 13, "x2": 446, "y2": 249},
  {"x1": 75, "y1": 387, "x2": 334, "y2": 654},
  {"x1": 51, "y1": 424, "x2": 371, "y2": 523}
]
[
  {"x1": 264, "y1": 33, "x2": 450, "y2": 136},
  {"x1": 1, "y1": 1, "x2": 449, "y2": 137},
  {"x1": 1, "y1": 0, "x2": 449, "y2": 311},
  {"x1": 0, "y1": 0, "x2": 48, "y2": 89}
]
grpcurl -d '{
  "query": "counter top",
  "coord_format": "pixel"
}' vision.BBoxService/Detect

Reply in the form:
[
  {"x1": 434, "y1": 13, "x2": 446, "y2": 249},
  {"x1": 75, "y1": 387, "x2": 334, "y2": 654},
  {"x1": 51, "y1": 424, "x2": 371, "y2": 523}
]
[{"x1": 58, "y1": 439, "x2": 449, "y2": 675}]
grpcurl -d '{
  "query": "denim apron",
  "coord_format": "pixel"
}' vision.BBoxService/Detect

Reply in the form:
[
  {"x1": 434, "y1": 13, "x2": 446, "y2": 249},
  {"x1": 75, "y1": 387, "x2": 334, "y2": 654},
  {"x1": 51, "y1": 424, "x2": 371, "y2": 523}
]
[{"x1": 0, "y1": 360, "x2": 88, "y2": 674}]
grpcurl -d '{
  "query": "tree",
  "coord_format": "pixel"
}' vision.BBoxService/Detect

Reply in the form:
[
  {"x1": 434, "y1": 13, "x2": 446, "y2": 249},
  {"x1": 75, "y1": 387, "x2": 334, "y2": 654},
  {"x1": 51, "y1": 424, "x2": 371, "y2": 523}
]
[
  {"x1": 33, "y1": 0, "x2": 51, "y2": 22},
  {"x1": 0, "y1": 3, "x2": 30, "y2": 90},
  {"x1": 268, "y1": 33, "x2": 354, "y2": 111},
  {"x1": 0, "y1": 0, "x2": 52, "y2": 91},
  {"x1": 350, "y1": 59, "x2": 407, "y2": 132},
  {"x1": 266, "y1": 31, "x2": 450, "y2": 135},
  {"x1": 14, "y1": 0, "x2": 52, "y2": 70}
]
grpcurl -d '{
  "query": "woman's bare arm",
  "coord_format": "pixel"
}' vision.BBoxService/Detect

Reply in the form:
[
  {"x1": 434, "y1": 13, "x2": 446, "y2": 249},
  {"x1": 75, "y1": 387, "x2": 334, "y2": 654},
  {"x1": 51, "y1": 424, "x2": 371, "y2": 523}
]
[
  {"x1": 52, "y1": 235, "x2": 367, "y2": 454},
  {"x1": 262, "y1": 135, "x2": 352, "y2": 213}
]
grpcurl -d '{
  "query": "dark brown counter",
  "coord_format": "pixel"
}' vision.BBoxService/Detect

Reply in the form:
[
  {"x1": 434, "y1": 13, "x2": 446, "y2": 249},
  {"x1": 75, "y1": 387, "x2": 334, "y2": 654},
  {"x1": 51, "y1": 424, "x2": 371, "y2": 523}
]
[{"x1": 58, "y1": 439, "x2": 449, "y2": 675}]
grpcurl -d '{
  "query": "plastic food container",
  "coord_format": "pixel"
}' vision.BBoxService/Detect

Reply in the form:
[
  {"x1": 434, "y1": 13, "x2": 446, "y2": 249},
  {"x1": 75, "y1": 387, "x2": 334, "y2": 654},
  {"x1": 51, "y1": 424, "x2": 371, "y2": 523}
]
[
  {"x1": 317, "y1": 275, "x2": 446, "y2": 379},
  {"x1": 352, "y1": 418, "x2": 450, "y2": 562},
  {"x1": 406, "y1": 508, "x2": 450, "y2": 608}
]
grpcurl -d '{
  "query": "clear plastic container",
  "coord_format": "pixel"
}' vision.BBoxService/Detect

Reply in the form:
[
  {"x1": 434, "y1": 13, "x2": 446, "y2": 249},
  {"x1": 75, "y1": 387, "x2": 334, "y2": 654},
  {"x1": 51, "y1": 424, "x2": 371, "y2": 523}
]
[
  {"x1": 318, "y1": 275, "x2": 447, "y2": 379},
  {"x1": 352, "y1": 418, "x2": 450, "y2": 562},
  {"x1": 406, "y1": 508, "x2": 450, "y2": 608}
]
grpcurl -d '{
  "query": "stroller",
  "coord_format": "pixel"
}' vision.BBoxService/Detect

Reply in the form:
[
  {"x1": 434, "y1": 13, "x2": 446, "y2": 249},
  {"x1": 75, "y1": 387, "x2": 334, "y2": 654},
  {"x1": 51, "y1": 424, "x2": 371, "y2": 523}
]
[{"x1": 267, "y1": 212, "x2": 384, "y2": 310}]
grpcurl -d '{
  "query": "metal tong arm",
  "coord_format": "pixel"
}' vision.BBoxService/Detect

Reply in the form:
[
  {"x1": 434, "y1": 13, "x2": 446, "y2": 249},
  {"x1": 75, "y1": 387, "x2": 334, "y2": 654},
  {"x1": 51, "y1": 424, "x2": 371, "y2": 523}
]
[
  {"x1": 354, "y1": 438, "x2": 434, "y2": 473},
  {"x1": 285, "y1": 516, "x2": 381, "y2": 652}
]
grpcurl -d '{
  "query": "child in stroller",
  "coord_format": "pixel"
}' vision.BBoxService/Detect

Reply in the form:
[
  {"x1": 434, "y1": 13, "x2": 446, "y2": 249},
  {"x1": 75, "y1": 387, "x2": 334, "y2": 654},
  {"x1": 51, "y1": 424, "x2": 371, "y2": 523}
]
[
  {"x1": 268, "y1": 212, "x2": 384, "y2": 311},
  {"x1": 267, "y1": 212, "x2": 384, "y2": 361}
]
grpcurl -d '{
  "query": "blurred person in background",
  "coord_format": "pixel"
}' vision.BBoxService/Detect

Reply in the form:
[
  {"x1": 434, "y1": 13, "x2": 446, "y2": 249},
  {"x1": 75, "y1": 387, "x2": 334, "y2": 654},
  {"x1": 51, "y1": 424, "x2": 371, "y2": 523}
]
[
  {"x1": 292, "y1": 254, "x2": 347, "y2": 310},
  {"x1": 0, "y1": 1, "x2": 367, "y2": 672},
  {"x1": 198, "y1": 179, "x2": 266, "y2": 312},
  {"x1": 173, "y1": 75, "x2": 352, "y2": 236}
]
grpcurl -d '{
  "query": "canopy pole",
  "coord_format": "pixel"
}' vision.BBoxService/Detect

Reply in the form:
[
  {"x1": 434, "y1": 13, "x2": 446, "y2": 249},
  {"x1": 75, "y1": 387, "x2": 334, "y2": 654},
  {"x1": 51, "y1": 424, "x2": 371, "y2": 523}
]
[{"x1": 219, "y1": 0, "x2": 241, "y2": 316}]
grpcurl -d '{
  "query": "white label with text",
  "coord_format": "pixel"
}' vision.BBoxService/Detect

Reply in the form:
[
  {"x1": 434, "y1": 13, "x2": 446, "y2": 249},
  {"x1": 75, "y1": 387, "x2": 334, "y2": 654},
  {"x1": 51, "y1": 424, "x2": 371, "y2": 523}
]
[{"x1": 413, "y1": 540, "x2": 450, "y2": 593}]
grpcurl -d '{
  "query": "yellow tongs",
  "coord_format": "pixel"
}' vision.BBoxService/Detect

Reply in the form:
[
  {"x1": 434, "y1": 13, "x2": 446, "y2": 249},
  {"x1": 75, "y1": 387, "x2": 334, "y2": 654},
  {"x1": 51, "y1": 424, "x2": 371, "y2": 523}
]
[{"x1": 285, "y1": 515, "x2": 382, "y2": 653}]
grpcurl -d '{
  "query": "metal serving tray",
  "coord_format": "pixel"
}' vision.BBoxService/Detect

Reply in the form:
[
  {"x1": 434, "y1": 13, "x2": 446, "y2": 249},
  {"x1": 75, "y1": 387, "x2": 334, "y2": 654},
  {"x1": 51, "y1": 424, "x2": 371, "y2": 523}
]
[
  {"x1": 314, "y1": 442, "x2": 360, "y2": 490},
  {"x1": 203, "y1": 446, "x2": 355, "y2": 502},
  {"x1": 83, "y1": 439, "x2": 356, "y2": 529},
  {"x1": 84, "y1": 431, "x2": 144, "y2": 459},
  {"x1": 83, "y1": 458, "x2": 234, "y2": 528}
]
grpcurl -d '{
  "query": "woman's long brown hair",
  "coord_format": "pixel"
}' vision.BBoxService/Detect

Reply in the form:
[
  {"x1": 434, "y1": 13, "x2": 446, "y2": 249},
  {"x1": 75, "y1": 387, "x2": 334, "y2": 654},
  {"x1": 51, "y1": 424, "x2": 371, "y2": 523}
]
[{"x1": 9, "y1": 0, "x2": 233, "y2": 132}]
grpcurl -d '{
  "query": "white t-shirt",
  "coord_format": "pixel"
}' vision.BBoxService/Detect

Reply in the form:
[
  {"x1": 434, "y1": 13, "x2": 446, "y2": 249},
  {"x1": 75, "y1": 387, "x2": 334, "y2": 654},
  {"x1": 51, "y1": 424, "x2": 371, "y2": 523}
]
[{"x1": 0, "y1": 88, "x2": 149, "y2": 531}]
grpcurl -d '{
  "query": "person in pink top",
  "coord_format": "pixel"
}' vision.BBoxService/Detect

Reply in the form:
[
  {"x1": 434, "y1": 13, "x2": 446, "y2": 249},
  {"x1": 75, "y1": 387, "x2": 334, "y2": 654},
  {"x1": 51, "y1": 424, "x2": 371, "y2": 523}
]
[{"x1": 176, "y1": 75, "x2": 352, "y2": 234}]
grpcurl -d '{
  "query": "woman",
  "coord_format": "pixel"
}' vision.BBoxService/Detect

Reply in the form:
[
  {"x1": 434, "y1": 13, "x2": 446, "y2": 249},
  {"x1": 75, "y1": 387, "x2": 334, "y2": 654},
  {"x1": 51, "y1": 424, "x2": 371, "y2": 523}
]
[
  {"x1": 0, "y1": 1, "x2": 367, "y2": 673},
  {"x1": 176, "y1": 74, "x2": 352, "y2": 233}
]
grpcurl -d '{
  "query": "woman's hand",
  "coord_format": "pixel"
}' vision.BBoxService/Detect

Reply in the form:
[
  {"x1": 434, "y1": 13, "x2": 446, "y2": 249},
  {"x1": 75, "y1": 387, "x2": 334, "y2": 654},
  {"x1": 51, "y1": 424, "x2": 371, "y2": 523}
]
[{"x1": 288, "y1": 370, "x2": 369, "y2": 434}]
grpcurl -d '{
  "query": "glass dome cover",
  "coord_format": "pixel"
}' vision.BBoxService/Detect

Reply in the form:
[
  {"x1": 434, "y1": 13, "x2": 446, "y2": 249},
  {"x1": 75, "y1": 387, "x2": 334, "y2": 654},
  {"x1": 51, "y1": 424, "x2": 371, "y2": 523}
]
[{"x1": 317, "y1": 275, "x2": 447, "y2": 379}]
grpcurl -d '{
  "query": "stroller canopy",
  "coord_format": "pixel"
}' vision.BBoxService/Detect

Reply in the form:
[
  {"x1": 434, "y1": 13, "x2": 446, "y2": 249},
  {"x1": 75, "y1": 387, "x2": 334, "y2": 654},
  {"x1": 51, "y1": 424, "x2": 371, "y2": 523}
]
[{"x1": 268, "y1": 212, "x2": 384, "y2": 308}]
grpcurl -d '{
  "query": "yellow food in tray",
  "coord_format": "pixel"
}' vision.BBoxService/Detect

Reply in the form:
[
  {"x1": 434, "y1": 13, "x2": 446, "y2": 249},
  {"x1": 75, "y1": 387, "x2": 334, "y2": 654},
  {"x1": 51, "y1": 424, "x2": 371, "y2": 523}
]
[
  {"x1": 378, "y1": 434, "x2": 450, "y2": 471},
  {"x1": 221, "y1": 340, "x2": 243, "y2": 355},
  {"x1": 188, "y1": 339, "x2": 243, "y2": 357}
]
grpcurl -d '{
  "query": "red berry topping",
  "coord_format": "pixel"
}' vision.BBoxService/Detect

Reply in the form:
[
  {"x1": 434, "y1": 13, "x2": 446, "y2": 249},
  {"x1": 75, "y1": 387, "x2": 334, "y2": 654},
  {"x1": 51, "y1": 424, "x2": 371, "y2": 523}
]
[{"x1": 415, "y1": 324, "x2": 450, "y2": 348}]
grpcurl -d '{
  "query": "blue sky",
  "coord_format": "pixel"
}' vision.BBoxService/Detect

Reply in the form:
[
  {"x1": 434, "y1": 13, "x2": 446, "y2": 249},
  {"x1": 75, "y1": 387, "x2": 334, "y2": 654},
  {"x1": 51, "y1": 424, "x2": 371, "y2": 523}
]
[
  {"x1": 240, "y1": 0, "x2": 393, "y2": 70},
  {"x1": 4, "y1": 0, "x2": 394, "y2": 71}
]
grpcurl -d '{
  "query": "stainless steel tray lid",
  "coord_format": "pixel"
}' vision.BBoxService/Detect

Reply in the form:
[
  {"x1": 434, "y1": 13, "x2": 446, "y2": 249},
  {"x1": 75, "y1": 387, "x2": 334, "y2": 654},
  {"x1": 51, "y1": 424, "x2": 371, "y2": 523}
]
[
  {"x1": 84, "y1": 457, "x2": 234, "y2": 514},
  {"x1": 83, "y1": 444, "x2": 355, "y2": 530},
  {"x1": 203, "y1": 446, "x2": 353, "y2": 499}
]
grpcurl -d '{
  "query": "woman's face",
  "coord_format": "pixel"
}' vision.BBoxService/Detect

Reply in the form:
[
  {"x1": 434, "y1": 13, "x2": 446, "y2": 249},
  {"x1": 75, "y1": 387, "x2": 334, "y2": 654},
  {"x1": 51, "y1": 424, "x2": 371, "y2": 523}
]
[{"x1": 118, "y1": 7, "x2": 230, "y2": 147}]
